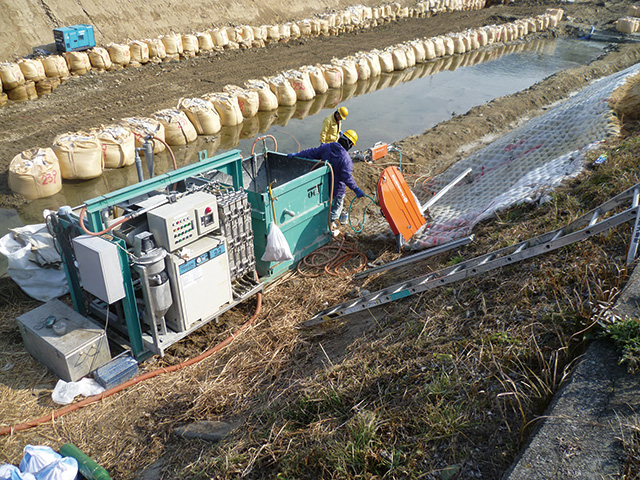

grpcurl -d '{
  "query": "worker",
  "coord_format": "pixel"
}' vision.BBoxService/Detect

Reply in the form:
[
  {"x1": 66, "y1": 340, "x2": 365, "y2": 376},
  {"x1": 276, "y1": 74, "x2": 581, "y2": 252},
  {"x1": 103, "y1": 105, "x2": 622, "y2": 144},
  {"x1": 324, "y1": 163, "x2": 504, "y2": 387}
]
[
  {"x1": 320, "y1": 106, "x2": 349, "y2": 144},
  {"x1": 290, "y1": 130, "x2": 364, "y2": 227}
]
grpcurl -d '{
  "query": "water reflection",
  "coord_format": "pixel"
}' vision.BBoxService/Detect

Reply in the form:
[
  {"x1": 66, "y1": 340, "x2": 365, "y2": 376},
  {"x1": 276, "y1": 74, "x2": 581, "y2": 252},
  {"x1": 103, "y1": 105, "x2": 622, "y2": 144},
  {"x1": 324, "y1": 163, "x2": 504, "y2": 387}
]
[{"x1": 17, "y1": 37, "x2": 605, "y2": 222}]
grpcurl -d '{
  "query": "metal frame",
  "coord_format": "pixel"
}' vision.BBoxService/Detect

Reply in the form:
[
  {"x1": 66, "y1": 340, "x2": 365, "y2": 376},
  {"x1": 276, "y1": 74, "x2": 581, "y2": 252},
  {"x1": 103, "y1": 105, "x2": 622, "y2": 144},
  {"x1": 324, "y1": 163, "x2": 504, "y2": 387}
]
[{"x1": 305, "y1": 183, "x2": 640, "y2": 327}]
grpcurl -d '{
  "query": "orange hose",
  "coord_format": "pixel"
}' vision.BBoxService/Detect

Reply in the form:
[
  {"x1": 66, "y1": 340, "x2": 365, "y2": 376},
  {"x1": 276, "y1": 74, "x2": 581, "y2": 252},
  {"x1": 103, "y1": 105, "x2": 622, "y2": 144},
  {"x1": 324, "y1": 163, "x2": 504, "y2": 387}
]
[
  {"x1": 77, "y1": 206, "x2": 130, "y2": 236},
  {"x1": 0, "y1": 291, "x2": 262, "y2": 436}
]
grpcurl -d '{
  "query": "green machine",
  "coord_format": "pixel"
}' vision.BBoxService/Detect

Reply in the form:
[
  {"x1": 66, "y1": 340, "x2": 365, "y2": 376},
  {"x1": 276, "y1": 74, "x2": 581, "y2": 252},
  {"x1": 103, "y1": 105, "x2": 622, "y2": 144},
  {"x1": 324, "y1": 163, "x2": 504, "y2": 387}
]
[{"x1": 50, "y1": 147, "x2": 332, "y2": 360}]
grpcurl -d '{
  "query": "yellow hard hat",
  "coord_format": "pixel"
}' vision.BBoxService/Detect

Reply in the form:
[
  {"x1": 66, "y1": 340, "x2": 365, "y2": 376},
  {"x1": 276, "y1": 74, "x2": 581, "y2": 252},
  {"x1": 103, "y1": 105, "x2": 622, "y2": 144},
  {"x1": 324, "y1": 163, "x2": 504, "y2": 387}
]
[
  {"x1": 337, "y1": 106, "x2": 349, "y2": 120},
  {"x1": 342, "y1": 129, "x2": 358, "y2": 146}
]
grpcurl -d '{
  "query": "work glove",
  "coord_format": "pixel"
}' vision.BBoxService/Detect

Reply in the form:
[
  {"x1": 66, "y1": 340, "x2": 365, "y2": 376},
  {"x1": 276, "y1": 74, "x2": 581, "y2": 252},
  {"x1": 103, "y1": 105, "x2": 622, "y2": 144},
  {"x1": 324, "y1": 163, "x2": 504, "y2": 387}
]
[{"x1": 354, "y1": 187, "x2": 365, "y2": 198}]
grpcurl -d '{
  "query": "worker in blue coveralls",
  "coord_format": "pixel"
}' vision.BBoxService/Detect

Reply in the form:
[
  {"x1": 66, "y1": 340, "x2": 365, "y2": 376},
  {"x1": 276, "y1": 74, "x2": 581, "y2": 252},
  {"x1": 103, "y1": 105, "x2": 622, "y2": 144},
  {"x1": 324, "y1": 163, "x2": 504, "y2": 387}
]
[{"x1": 289, "y1": 129, "x2": 365, "y2": 228}]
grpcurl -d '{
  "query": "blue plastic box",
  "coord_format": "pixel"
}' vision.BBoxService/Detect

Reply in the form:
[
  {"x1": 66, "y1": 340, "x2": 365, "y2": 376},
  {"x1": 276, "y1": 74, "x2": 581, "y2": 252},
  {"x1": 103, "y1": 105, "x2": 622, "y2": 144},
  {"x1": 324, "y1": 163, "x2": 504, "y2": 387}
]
[{"x1": 53, "y1": 24, "x2": 96, "y2": 52}]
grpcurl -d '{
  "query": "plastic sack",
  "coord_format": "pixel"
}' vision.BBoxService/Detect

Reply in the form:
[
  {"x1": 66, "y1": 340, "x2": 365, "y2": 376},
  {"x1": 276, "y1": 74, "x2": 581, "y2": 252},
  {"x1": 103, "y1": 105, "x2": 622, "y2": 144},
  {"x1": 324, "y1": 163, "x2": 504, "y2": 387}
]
[
  {"x1": 19, "y1": 446, "x2": 61, "y2": 475},
  {"x1": 260, "y1": 223, "x2": 293, "y2": 262},
  {"x1": 10, "y1": 470, "x2": 36, "y2": 480},
  {"x1": 0, "y1": 224, "x2": 69, "y2": 302},
  {"x1": 52, "y1": 378, "x2": 105, "y2": 405},
  {"x1": 34, "y1": 457, "x2": 77, "y2": 480},
  {"x1": 0, "y1": 464, "x2": 21, "y2": 480}
]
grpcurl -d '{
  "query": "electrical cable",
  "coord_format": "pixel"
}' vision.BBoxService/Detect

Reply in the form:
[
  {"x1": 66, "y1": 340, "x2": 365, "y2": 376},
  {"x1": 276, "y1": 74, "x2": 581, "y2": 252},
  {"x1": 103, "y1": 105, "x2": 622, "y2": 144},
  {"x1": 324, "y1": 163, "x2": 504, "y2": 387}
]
[
  {"x1": 0, "y1": 289, "x2": 263, "y2": 437},
  {"x1": 346, "y1": 194, "x2": 377, "y2": 234}
]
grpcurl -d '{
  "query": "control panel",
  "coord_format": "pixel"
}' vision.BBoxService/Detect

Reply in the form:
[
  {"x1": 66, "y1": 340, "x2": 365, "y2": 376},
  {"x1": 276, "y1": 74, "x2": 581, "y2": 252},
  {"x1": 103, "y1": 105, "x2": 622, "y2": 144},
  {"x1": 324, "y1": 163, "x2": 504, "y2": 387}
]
[{"x1": 147, "y1": 192, "x2": 219, "y2": 251}]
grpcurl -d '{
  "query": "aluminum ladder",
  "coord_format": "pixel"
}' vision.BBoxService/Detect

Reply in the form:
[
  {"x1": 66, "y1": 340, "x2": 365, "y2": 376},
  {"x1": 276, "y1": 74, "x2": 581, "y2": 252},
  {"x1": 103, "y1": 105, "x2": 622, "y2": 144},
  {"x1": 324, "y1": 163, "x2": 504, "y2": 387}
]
[{"x1": 304, "y1": 182, "x2": 640, "y2": 327}]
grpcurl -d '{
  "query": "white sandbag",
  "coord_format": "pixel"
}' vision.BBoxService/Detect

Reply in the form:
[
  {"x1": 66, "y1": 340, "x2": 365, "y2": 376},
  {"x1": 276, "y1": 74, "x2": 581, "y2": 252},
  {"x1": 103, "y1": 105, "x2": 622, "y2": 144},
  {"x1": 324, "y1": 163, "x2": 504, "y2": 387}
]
[
  {"x1": 244, "y1": 79, "x2": 279, "y2": 111},
  {"x1": 93, "y1": 124, "x2": 135, "y2": 168},
  {"x1": 297, "y1": 20, "x2": 312, "y2": 36},
  {"x1": 129, "y1": 40, "x2": 150, "y2": 64},
  {"x1": 197, "y1": 32, "x2": 214, "y2": 51},
  {"x1": 9, "y1": 148, "x2": 62, "y2": 200},
  {"x1": 146, "y1": 37, "x2": 167, "y2": 60},
  {"x1": 411, "y1": 41, "x2": 426, "y2": 63},
  {"x1": 284, "y1": 70, "x2": 315, "y2": 100},
  {"x1": 88, "y1": 47, "x2": 112, "y2": 70},
  {"x1": 390, "y1": 47, "x2": 408, "y2": 70},
  {"x1": 402, "y1": 45, "x2": 416, "y2": 67},
  {"x1": 121, "y1": 116, "x2": 166, "y2": 153},
  {"x1": 182, "y1": 34, "x2": 199, "y2": 56},
  {"x1": 178, "y1": 97, "x2": 221, "y2": 134},
  {"x1": 266, "y1": 25, "x2": 280, "y2": 42},
  {"x1": 300, "y1": 65, "x2": 329, "y2": 94},
  {"x1": 361, "y1": 52, "x2": 382, "y2": 76},
  {"x1": 18, "y1": 59, "x2": 45, "y2": 82},
  {"x1": 151, "y1": 109, "x2": 198, "y2": 145},
  {"x1": 332, "y1": 58, "x2": 358, "y2": 84},
  {"x1": 0, "y1": 62, "x2": 25, "y2": 89},
  {"x1": 279, "y1": 24, "x2": 291, "y2": 41},
  {"x1": 321, "y1": 64, "x2": 344, "y2": 88},
  {"x1": 261, "y1": 223, "x2": 293, "y2": 262},
  {"x1": 353, "y1": 56, "x2": 371, "y2": 79},
  {"x1": 288, "y1": 22, "x2": 300, "y2": 39},
  {"x1": 161, "y1": 32, "x2": 183, "y2": 55},
  {"x1": 210, "y1": 28, "x2": 229, "y2": 47},
  {"x1": 107, "y1": 43, "x2": 131, "y2": 66},
  {"x1": 617, "y1": 17, "x2": 638, "y2": 34},
  {"x1": 0, "y1": 225, "x2": 69, "y2": 302},
  {"x1": 202, "y1": 93, "x2": 244, "y2": 125},
  {"x1": 452, "y1": 35, "x2": 466, "y2": 54},
  {"x1": 264, "y1": 74, "x2": 297, "y2": 106},
  {"x1": 64, "y1": 51, "x2": 91, "y2": 75},
  {"x1": 42, "y1": 55, "x2": 70, "y2": 79},
  {"x1": 442, "y1": 36, "x2": 455, "y2": 56},
  {"x1": 223, "y1": 85, "x2": 260, "y2": 118},
  {"x1": 377, "y1": 50, "x2": 394, "y2": 73},
  {"x1": 52, "y1": 132, "x2": 103, "y2": 180}
]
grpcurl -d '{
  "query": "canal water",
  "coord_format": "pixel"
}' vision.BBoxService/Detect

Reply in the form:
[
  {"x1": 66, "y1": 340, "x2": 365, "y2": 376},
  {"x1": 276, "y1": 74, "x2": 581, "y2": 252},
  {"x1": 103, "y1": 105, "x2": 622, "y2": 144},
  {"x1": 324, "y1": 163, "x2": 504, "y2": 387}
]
[{"x1": 6, "y1": 37, "x2": 608, "y2": 231}]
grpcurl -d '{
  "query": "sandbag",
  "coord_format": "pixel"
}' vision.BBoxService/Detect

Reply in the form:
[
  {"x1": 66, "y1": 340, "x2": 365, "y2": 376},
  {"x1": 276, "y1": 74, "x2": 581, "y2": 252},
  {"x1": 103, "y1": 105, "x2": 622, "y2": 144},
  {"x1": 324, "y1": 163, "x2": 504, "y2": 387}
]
[
  {"x1": 129, "y1": 40, "x2": 150, "y2": 64},
  {"x1": 7, "y1": 81, "x2": 37, "y2": 101},
  {"x1": 107, "y1": 43, "x2": 131, "y2": 66},
  {"x1": 321, "y1": 64, "x2": 344, "y2": 88},
  {"x1": 161, "y1": 32, "x2": 183, "y2": 55},
  {"x1": 18, "y1": 59, "x2": 45, "y2": 82},
  {"x1": 182, "y1": 34, "x2": 199, "y2": 57},
  {"x1": 617, "y1": 17, "x2": 638, "y2": 34},
  {"x1": 0, "y1": 62, "x2": 25, "y2": 89},
  {"x1": 377, "y1": 50, "x2": 394, "y2": 73},
  {"x1": 151, "y1": 109, "x2": 198, "y2": 145},
  {"x1": 8, "y1": 148, "x2": 62, "y2": 199},
  {"x1": 146, "y1": 37, "x2": 167, "y2": 61},
  {"x1": 52, "y1": 132, "x2": 103, "y2": 180},
  {"x1": 35, "y1": 78, "x2": 58, "y2": 96},
  {"x1": 178, "y1": 97, "x2": 221, "y2": 134},
  {"x1": 402, "y1": 45, "x2": 416, "y2": 67},
  {"x1": 453, "y1": 35, "x2": 466, "y2": 54},
  {"x1": 244, "y1": 79, "x2": 279, "y2": 110},
  {"x1": 443, "y1": 36, "x2": 455, "y2": 56},
  {"x1": 332, "y1": 59, "x2": 358, "y2": 84},
  {"x1": 264, "y1": 74, "x2": 297, "y2": 106},
  {"x1": 353, "y1": 56, "x2": 371, "y2": 80},
  {"x1": 64, "y1": 51, "x2": 91, "y2": 75},
  {"x1": 211, "y1": 28, "x2": 229, "y2": 47},
  {"x1": 120, "y1": 116, "x2": 166, "y2": 153},
  {"x1": 300, "y1": 65, "x2": 329, "y2": 94},
  {"x1": 361, "y1": 52, "x2": 382, "y2": 76},
  {"x1": 197, "y1": 32, "x2": 214, "y2": 51},
  {"x1": 390, "y1": 47, "x2": 408, "y2": 70},
  {"x1": 285, "y1": 70, "x2": 316, "y2": 101},
  {"x1": 222, "y1": 85, "x2": 260, "y2": 118},
  {"x1": 411, "y1": 41, "x2": 426, "y2": 63},
  {"x1": 93, "y1": 124, "x2": 135, "y2": 168},
  {"x1": 88, "y1": 47, "x2": 112, "y2": 70},
  {"x1": 202, "y1": 93, "x2": 244, "y2": 125}
]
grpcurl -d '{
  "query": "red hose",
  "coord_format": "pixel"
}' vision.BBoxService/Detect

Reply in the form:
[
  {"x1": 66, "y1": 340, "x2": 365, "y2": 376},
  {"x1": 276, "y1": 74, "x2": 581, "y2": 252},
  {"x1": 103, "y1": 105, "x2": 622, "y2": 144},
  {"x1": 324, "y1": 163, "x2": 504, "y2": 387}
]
[{"x1": 0, "y1": 291, "x2": 262, "y2": 436}]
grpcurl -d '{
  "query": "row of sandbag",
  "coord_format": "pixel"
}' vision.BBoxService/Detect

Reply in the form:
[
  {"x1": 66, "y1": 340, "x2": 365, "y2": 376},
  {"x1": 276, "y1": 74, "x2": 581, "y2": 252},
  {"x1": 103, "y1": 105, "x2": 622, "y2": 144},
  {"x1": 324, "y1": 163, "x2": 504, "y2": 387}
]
[
  {"x1": 8, "y1": 9, "x2": 564, "y2": 200},
  {"x1": 0, "y1": 0, "x2": 489, "y2": 105},
  {"x1": 616, "y1": 4, "x2": 640, "y2": 33}
]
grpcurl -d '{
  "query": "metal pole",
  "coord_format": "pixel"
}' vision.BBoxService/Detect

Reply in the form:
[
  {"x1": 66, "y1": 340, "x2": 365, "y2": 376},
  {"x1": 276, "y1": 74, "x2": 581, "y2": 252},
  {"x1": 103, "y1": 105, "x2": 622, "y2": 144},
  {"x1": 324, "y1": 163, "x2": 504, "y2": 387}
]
[{"x1": 421, "y1": 167, "x2": 472, "y2": 214}]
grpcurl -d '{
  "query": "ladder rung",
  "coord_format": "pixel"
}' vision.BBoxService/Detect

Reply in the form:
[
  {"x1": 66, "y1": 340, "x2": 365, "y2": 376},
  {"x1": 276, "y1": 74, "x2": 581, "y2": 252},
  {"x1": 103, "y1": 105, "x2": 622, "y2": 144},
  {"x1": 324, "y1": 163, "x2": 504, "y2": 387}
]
[{"x1": 588, "y1": 210, "x2": 601, "y2": 226}]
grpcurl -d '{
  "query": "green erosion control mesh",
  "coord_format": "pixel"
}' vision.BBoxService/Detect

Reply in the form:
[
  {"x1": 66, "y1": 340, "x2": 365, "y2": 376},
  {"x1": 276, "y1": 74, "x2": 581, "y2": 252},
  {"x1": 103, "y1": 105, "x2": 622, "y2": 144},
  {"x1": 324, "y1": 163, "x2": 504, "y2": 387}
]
[{"x1": 367, "y1": 63, "x2": 640, "y2": 249}]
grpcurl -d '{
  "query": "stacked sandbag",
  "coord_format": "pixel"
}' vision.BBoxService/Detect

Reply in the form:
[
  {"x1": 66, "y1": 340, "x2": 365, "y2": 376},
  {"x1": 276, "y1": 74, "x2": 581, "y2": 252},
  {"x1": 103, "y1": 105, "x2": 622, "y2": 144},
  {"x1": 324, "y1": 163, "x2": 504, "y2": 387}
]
[
  {"x1": 161, "y1": 32, "x2": 183, "y2": 61},
  {"x1": 121, "y1": 116, "x2": 166, "y2": 153},
  {"x1": 42, "y1": 55, "x2": 70, "y2": 80},
  {"x1": 177, "y1": 97, "x2": 222, "y2": 134},
  {"x1": 265, "y1": 25, "x2": 280, "y2": 43},
  {"x1": 129, "y1": 40, "x2": 150, "y2": 65},
  {"x1": 211, "y1": 28, "x2": 229, "y2": 48},
  {"x1": 244, "y1": 79, "x2": 278, "y2": 111},
  {"x1": 223, "y1": 85, "x2": 260, "y2": 118},
  {"x1": 52, "y1": 132, "x2": 103, "y2": 180},
  {"x1": 88, "y1": 47, "x2": 112, "y2": 71},
  {"x1": 146, "y1": 38, "x2": 167, "y2": 62},
  {"x1": 7, "y1": 81, "x2": 37, "y2": 102},
  {"x1": 201, "y1": 93, "x2": 244, "y2": 126},
  {"x1": 251, "y1": 26, "x2": 266, "y2": 48},
  {"x1": 107, "y1": 43, "x2": 131, "y2": 68},
  {"x1": 0, "y1": 62, "x2": 25, "y2": 91},
  {"x1": 264, "y1": 74, "x2": 297, "y2": 106},
  {"x1": 92, "y1": 124, "x2": 136, "y2": 168},
  {"x1": 300, "y1": 65, "x2": 329, "y2": 94},
  {"x1": 182, "y1": 34, "x2": 199, "y2": 57},
  {"x1": 8, "y1": 148, "x2": 62, "y2": 199},
  {"x1": 18, "y1": 59, "x2": 45, "y2": 82},
  {"x1": 617, "y1": 17, "x2": 639, "y2": 34},
  {"x1": 34, "y1": 78, "x2": 59, "y2": 96},
  {"x1": 151, "y1": 109, "x2": 197, "y2": 145},
  {"x1": 197, "y1": 32, "x2": 215, "y2": 52},
  {"x1": 284, "y1": 70, "x2": 315, "y2": 101},
  {"x1": 64, "y1": 51, "x2": 91, "y2": 75}
]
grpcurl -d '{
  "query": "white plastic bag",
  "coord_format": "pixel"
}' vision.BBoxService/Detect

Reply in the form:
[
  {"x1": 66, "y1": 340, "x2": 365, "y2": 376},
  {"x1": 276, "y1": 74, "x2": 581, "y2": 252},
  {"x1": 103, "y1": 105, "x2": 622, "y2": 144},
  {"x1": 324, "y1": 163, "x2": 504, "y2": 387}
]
[
  {"x1": 52, "y1": 378, "x2": 105, "y2": 405},
  {"x1": 260, "y1": 223, "x2": 293, "y2": 262},
  {"x1": 19, "y1": 446, "x2": 60, "y2": 475},
  {"x1": 0, "y1": 464, "x2": 21, "y2": 480},
  {"x1": 0, "y1": 224, "x2": 69, "y2": 301},
  {"x1": 34, "y1": 457, "x2": 78, "y2": 480}
]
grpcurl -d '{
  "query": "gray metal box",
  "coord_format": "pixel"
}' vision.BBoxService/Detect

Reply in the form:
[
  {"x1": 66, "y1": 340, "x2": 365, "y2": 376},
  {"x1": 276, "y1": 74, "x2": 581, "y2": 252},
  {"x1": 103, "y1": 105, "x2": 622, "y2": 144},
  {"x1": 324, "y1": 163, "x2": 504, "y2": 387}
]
[
  {"x1": 17, "y1": 299, "x2": 111, "y2": 381},
  {"x1": 72, "y1": 235, "x2": 126, "y2": 304}
]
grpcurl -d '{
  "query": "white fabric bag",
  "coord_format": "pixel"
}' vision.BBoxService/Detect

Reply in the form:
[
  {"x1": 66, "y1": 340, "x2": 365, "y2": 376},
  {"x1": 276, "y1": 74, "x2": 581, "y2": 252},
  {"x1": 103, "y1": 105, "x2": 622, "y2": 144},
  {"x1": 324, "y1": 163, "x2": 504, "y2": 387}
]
[{"x1": 261, "y1": 223, "x2": 293, "y2": 262}]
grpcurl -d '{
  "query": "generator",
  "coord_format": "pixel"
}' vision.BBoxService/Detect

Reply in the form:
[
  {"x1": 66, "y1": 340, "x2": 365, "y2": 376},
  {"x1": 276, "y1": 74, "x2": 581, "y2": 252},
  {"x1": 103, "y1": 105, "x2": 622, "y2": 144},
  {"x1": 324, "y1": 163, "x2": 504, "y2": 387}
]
[
  {"x1": 49, "y1": 148, "x2": 332, "y2": 360},
  {"x1": 53, "y1": 24, "x2": 96, "y2": 53}
]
